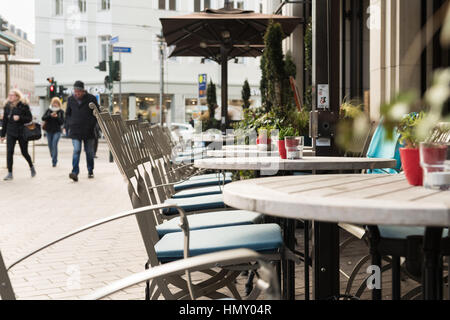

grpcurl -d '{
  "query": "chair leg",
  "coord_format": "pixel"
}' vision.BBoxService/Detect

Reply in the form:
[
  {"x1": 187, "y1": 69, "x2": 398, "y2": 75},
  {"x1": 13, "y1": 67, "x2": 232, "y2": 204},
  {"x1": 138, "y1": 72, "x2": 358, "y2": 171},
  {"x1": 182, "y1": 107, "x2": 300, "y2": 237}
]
[
  {"x1": 392, "y1": 255, "x2": 401, "y2": 300},
  {"x1": 245, "y1": 271, "x2": 256, "y2": 296},
  {"x1": 145, "y1": 261, "x2": 150, "y2": 300}
]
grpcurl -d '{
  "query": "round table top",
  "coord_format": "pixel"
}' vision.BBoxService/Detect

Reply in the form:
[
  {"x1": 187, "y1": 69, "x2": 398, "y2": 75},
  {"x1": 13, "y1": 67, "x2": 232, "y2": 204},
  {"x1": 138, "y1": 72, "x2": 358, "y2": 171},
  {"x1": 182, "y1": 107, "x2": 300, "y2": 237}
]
[
  {"x1": 193, "y1": 134, "x2": 235, "y2": 143},
  {"x1": 223, "y1": 174, "x2": 450, "y2": 227},
  {"x1": 194, "y1": 156, "x2": 397, "y2": 172},
  {"x1": 222, "y1": 145, "x2": 313, "y2": 151},
  {"x1": 206, "y1": 149, "x2": 316, "y2": 158}
]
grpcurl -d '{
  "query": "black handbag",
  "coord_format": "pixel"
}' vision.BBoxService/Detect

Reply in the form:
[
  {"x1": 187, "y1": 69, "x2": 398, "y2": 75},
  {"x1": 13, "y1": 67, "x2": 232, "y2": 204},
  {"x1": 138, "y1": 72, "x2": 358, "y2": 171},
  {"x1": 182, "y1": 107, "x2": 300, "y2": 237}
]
[{"x1": 23, "y1": 122, "x2": 42, "y2": 141}]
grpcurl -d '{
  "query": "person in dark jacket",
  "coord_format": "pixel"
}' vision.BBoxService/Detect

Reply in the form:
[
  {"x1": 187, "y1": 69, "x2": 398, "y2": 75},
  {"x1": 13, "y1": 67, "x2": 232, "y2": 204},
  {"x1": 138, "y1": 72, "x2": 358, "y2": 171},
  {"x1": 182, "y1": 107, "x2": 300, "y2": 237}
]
[
  {"x1": 65, "y1": 81, "x2": 99, "y2": 182},
  {"x1": 42, "y1": 97, "x2": 65, "y2": 167},
  {"x1": 0, "y1": 89, "x2": 36, "y2": 181}
]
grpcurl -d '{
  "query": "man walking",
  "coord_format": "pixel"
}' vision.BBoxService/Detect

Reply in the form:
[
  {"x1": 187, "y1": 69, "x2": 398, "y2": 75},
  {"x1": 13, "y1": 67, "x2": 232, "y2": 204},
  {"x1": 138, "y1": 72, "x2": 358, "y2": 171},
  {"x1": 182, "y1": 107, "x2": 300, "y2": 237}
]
[{"x1": 65, "y1": 81, "x2": 99, "y2": 182}]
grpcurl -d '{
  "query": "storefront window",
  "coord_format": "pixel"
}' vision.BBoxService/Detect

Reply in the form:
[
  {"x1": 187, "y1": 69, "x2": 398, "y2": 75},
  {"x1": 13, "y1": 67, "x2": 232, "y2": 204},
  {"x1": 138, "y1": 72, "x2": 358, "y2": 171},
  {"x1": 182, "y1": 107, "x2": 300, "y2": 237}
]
[{"x1": 136, "y1": 94, "x2": 172, "y2": 124}]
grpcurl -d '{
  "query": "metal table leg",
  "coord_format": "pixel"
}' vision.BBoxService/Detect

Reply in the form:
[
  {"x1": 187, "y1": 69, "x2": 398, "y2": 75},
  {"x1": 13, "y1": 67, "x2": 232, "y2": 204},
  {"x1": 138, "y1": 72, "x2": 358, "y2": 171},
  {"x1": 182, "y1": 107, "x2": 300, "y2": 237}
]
[
  {"x1": 423, "y1": 227, "x2": 444, "y2": 300},
  {"x1": 282, "y1": 218, "x2": 296, "y2": 300},
  {"x1": 313, "y1": 221, "x2": 340, "y2": 300}
]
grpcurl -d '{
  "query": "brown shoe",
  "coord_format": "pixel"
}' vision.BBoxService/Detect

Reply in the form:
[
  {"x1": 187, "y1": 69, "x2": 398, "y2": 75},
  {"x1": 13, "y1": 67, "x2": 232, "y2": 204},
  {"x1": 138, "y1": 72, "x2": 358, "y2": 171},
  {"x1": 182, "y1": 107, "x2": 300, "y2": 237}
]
[{"x1": 69, "y1": 173, "x2": 78, "y2": 182}]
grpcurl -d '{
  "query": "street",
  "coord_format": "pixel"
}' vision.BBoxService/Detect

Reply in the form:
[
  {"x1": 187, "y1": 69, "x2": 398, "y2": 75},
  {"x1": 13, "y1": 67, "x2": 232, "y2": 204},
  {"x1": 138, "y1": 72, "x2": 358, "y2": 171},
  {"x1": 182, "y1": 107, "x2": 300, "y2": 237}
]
[{"x1": 0, "y1": 138, "x2": 147, "y2": 300}]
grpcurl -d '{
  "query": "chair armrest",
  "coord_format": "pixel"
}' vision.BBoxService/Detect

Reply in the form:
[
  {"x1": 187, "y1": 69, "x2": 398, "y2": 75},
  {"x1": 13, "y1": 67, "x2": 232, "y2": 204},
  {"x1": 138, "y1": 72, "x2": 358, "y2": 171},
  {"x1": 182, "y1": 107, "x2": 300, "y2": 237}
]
[
  {"x1": 6, "y1": 204, "x2": 185, "y2": 272},
  {"x1": 82, "y1": 249, "x2": 264, "y2": 300}
]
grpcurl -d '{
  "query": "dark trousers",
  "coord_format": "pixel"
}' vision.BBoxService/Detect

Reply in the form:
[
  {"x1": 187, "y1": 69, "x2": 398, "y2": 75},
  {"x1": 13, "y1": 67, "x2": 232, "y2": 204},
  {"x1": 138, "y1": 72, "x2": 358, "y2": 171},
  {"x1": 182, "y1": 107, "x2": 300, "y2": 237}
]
[
  {"x1": 6, "y1": 134, "x2": 34, "y2": 173},
  {"x1": 72, "y1": 139, "x2": 95, "y2": 175}
]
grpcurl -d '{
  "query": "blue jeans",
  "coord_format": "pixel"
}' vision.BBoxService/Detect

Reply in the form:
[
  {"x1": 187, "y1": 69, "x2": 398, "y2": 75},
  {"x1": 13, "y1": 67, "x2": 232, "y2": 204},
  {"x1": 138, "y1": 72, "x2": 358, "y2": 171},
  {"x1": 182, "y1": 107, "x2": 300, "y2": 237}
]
[
  {"x1": 72, "y1": 138, "x2": 95, "y2": 175},
  {"x1": 47, "y1": 132, "x2": 61, "y2": 166}
]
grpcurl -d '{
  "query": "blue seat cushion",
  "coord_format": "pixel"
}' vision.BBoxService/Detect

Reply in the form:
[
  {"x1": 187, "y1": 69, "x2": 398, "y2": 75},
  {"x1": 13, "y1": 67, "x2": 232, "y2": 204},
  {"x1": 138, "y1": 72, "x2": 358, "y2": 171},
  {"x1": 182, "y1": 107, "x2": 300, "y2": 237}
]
[
  {"x1": 174, "y1": 177, "x2": 232, "y2": 192},
  {"x1": 172, "y1": 186, "x2": 223, "y2": 199},
  {"x1": 156, "y1": 210, "x2": 263, "y2": 237},
  {"x1": 163, "y1": 194, "x2": 225, "y2": 215},
  {"x1": 379, "y1": 226, "x2": 449, "y2": 240},
  {"x1": 155, "y1": 224, "x2": 283, "y2": 262}
]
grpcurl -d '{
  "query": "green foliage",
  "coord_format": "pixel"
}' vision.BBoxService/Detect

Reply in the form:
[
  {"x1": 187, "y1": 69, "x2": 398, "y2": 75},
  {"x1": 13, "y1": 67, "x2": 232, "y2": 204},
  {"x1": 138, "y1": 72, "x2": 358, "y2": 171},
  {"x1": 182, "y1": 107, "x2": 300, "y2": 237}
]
[
  {"x1": 263, "y1": 22, "x2": 286, "y2": 108},
  {"x1": 340, "y1": 98, "x2": 365, "y2": 119},
  {"x1": 397, "y1": 112, "x2": 425, "y2": 148},
  {"x1": 206, "y1": 80, "x2": 217, "y2": 118},
  {"x1": 202, "y1": 80, "x2": 220, "y2": 131},
  {"x1": 278, "y1": 127, "x2": 299, "y2": 140},
  {"x1": 303, "y1": 18, "x2": 313, "y2": 111},
  {"x1": 260, "y1": 54, "x2": 269, "y2": 109},
  {"x1": 242, "y1": 80, "x2": 251, "y2": 109}
]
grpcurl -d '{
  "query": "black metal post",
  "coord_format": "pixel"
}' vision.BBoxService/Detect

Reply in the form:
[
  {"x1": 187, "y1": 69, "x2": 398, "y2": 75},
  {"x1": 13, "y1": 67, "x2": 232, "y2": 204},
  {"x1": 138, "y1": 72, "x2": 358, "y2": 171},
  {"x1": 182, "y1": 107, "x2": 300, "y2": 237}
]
[
  {"x1": 304, "y1": 220, "x2": 310, "y2": 300},
  {"x1": 423, "y1": 227, "x2": 444, "y2": 300},
  {"x1": 313, "y1": 221, "x2": 340, "y2": 300},
  {"x1": 312, "y1": 0, "x2": 340, "y2": 156},
  {"x1": 282, "y1": 219, "x2": 296, "y2": 300},
  {"x1": 220, "y1": 45, "x2": 229, "y2": 134},
  {"x1": 311, "y1": 0, "x2": 341, "y2": 300},
  {"x1": 392, "y1": 256, "x2": 401, "y2": 300}
]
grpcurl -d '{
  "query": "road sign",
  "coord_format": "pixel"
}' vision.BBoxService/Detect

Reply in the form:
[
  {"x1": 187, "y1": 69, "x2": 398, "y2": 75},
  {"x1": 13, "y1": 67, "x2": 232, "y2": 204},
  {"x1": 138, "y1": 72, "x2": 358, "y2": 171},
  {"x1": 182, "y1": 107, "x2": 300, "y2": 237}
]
[
  {"x1": 198, "y1": 74, "x2": 207, "y2": 98},
  {"x1": 113, "y1": 47, "x2": 132, "y2": 53},
  {"x1": 110, "y1": 36, "x2": 119, "y2": 44}
]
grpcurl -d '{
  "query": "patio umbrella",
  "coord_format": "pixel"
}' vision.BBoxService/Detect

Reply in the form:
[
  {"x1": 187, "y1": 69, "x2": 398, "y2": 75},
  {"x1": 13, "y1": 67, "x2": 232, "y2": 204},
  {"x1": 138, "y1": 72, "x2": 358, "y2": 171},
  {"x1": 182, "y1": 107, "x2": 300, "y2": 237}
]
[{"x1": 160, "y1": 1, "x2": 302, "y2": 133}]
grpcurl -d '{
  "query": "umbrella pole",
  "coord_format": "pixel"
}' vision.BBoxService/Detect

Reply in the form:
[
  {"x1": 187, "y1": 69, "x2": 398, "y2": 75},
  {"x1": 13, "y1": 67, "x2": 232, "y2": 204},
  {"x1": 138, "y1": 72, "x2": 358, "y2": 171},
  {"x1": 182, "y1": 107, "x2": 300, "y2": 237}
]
[{"x1": 220, "y1": 45, "x2": 228, "y2": 135}]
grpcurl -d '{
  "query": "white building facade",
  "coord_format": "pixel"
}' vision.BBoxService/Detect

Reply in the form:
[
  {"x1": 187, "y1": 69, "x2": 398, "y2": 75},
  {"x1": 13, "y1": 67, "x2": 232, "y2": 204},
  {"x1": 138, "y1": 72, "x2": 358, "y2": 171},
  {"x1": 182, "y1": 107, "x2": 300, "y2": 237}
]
[{"x1": 35, "y1": 0, "x2": 267, "y2": 124}]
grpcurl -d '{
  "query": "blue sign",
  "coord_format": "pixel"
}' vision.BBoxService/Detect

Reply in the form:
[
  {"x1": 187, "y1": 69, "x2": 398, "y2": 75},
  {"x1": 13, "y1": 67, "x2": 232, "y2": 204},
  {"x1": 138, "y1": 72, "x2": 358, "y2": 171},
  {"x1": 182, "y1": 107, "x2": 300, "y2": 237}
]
[
  {"x1": 110, "y1": 36, "x2": 119, "y2": 44},
  {"x1": 198, "y1": 74, "x2": 207, "y2": 98},
  {"x1": 113, "y1": 46, "x2": 132, "y2": 53}
]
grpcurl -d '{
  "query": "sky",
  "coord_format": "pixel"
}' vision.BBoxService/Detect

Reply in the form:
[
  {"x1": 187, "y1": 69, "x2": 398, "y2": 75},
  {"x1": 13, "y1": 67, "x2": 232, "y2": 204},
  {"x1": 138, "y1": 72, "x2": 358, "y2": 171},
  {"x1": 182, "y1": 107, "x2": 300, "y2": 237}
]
[{"x1": 0, "y1": 0, "x2": 35, "y2": 43}]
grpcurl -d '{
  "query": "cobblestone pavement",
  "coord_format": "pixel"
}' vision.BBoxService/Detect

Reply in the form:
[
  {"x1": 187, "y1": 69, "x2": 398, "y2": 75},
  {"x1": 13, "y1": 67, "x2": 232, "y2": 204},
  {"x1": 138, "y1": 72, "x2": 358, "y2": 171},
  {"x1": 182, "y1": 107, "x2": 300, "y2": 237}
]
[
  {"x1": 0, "y1": 138, "x2": 148, "y2": 300},
  {"x1": 1, "y1": 138, "x2": 421, "y2": 301}
]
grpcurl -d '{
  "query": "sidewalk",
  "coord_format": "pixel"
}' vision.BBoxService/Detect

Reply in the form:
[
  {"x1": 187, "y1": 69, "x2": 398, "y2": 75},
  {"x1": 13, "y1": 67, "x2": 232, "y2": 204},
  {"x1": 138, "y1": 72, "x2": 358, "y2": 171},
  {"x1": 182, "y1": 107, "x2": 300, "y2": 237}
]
[{"x1": 0, "y1": 138, "x2": 147, "y2": 300}]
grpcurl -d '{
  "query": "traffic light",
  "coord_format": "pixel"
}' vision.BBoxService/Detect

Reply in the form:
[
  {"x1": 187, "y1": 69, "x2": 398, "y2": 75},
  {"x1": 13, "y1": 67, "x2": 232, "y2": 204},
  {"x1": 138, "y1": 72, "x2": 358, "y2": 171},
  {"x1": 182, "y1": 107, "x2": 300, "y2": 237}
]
[
  {"x1": 95, "y1": 61, "x2": 107, "y2": 72},
  {"x1": 112, "y1": 61, "x2": 121, "y2": 81},
  {"x1": 47, "y1": 77, "x2": 57, "y2": 99}
]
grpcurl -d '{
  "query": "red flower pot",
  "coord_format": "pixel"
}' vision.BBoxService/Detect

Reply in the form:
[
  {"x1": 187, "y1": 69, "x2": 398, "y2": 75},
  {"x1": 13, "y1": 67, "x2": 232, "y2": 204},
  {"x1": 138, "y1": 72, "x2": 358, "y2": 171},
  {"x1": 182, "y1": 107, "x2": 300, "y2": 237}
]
[
  {"x1": 278, "y1": 140, "x2": 287, "y2": 159},
  {"x1": 400, "y1": 148, "x2": 423, "y2": 186}
]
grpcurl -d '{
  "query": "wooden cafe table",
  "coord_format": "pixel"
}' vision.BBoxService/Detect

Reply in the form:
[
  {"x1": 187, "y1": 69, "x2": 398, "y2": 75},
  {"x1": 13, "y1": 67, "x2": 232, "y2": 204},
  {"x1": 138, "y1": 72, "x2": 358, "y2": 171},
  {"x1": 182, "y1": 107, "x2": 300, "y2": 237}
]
[
  {"x1": 194, "y1": 156, "x2": 397, "y2": 300},
  {"x1": 224, "y1": 174, "x2": 450, "y2": 300}
]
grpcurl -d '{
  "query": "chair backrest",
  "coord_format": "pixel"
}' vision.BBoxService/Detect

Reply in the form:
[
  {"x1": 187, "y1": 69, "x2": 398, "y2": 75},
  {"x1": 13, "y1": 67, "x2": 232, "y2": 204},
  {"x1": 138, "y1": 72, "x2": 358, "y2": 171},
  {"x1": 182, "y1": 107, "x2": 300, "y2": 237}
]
[
  {"x1": 366, "y1": 121, "x2": 403, "y2": 173},
  {"x1": 0, "y1": 251, "x2": 15, "y2": 300}
]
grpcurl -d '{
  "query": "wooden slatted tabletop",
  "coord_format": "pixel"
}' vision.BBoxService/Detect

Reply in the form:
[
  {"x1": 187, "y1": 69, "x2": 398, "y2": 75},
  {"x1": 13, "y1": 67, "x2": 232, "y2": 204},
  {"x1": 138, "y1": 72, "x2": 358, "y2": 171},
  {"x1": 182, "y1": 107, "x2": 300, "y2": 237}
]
[{"x1": 223, "y1": 174, "x2": 450, "y2": 227}]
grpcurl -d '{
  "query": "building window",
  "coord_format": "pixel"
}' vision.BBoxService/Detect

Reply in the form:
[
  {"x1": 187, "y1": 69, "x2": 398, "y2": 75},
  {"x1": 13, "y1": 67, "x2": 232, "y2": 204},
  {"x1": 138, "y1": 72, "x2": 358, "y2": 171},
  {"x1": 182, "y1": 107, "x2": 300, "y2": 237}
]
[
  {"x1": 55, "y1": 0, "x2": 64, "y2": 16},
  {"x1": 54, "y1": 39, "x2": 64, "y2": 65},
  {"x1": 78, "y1": 0, "x2": 87, "y2": 13},
  {"x1": 159, "y1": 0, "x2": 177, "y2": 11},
  {"x1": 194, "y1": 0, "x2": 211, "y2": 12},
  {"x1": 76, "y1": 37, "x2": 87, "y2": 63},
  {"x1": 99, "y1": 35, "x2": 111, "y2": 61},
  {"x1": 194, "y1": 0, "x2": 201, "y2": 12},
  {"x1": 101, "y1": 0, "x2": 111, "y2": 11}
]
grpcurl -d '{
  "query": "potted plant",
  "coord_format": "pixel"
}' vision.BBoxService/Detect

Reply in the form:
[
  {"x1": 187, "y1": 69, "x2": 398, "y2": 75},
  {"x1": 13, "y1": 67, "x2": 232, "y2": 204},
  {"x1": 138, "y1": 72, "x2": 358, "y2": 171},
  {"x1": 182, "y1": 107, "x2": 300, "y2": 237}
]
[
  {"x1": 397, "y1": 112, "x2": 426, "y2": 186},
  {"x1": 277, "y1": 127, "x2": 298, "y2": 159}
]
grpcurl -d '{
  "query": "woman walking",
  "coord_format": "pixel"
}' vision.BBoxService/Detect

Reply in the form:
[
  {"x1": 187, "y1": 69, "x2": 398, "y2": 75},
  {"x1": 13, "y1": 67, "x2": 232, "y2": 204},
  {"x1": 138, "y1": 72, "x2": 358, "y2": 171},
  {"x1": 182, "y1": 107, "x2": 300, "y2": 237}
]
[
  {"x1": 0, "y1": 89, "x2": 36, "y2": 181},
  {"x1": 42, "y1": 97, "x2": 65, "y2": 167}
]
